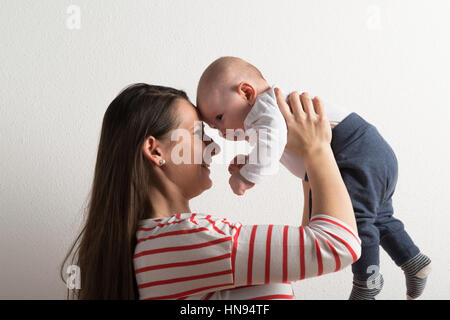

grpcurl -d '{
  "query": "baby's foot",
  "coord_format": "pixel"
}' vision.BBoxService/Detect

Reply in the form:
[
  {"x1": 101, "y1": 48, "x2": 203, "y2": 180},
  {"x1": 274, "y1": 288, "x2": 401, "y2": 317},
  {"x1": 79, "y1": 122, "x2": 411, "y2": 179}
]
[
  {"x1": 349, "y1": 273, "x2": 384, "y2": 300},
  {"x1": 401, "y1": 253, "x2": 432, "y2": 300}
]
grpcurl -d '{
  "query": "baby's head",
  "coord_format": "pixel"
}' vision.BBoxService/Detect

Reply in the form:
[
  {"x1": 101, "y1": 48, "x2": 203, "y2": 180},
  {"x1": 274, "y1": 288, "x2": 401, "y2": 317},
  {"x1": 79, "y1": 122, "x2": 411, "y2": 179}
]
[{"x1": 196, "y1": 56, "x2": 269, "y2": 138}]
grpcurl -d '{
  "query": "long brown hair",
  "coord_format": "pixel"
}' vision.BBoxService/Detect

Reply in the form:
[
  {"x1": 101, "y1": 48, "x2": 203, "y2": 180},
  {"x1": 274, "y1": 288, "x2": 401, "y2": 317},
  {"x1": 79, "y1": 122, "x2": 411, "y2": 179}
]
[{"x1": 60, "y1": 83, "x2": 189, "y2": 299}]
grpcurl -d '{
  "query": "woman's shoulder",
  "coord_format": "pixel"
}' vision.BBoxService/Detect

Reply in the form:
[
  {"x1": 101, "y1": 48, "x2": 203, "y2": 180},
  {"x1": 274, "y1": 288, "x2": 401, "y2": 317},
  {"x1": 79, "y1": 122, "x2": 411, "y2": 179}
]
[
  {"x1": 137, "y1": 212, "x2": 242, "y2": 233},
  {"x1": 139, "y1": 212, "x2": 238, "y2": 224}
]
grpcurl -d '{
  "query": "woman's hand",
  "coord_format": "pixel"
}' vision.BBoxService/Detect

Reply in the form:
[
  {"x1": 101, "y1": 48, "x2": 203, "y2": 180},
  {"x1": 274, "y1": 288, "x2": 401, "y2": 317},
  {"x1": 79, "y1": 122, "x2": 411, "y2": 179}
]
[{"x1": 275, "y1": 89, "x2": 332, "y2": 159}]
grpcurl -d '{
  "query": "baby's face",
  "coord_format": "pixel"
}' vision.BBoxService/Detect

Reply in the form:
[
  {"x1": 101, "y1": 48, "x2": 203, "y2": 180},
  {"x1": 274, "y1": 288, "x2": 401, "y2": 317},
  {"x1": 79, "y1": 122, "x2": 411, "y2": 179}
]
[{"x1": 197, "y1": 89, "x2": 250, "y2": 140}]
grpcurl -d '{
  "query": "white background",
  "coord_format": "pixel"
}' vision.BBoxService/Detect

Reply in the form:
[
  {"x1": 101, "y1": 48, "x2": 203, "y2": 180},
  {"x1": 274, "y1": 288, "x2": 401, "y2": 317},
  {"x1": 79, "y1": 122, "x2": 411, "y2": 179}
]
[{"x1": 1, "y1": 0, "x2": 449, "y2": 299}]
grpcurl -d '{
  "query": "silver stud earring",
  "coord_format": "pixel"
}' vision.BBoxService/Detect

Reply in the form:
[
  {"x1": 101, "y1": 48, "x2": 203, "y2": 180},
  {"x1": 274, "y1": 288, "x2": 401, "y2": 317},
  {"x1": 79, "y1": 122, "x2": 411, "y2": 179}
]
[{"x1": 159, "y1": 159, "x2": 166, "y2": 166}]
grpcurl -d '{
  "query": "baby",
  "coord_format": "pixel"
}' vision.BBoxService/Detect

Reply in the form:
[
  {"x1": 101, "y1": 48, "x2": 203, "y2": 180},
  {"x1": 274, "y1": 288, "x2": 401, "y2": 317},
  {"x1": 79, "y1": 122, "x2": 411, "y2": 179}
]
[
  {"x1": 196, "y1": 56, "x2": 431, "y2": 300},
  {"x1": 197, "y1": 56, "x2": 348, "y2": 195}
]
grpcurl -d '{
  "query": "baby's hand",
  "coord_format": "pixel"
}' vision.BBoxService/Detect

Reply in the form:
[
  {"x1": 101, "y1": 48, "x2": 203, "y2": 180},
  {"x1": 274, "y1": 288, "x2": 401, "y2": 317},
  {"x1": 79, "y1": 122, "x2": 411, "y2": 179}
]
[
  {"x1": 228, "y1": 154, "x2": 249, "y2": 175},
  {"x1": 229, "y1": 170, "x2": 255, "y2": 196}
]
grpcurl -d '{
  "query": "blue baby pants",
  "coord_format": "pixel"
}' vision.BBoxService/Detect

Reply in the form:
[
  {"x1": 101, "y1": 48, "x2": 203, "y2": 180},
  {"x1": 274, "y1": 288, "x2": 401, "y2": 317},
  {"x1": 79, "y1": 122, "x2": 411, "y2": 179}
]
[{"x1": 307, "y1": 113, "x2": 420, "y2": 280}]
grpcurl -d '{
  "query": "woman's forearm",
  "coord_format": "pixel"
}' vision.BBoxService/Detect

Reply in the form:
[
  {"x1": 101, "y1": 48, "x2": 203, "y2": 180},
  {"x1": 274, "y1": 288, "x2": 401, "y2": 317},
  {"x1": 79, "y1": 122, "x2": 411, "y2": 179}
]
[
  {"x1": 301, "y1": 180, "x2": 310, "y2": 226},
  {"x1": 303, "y1": 146, "x2": 358, "y2": 233}
]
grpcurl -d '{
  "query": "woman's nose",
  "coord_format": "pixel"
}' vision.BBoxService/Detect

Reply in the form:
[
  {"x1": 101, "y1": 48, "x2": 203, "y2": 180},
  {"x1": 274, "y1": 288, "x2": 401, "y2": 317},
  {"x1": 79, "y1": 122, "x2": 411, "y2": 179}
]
[
  {"x1": 204, "y1": 135, "x2": 221, "y2": 158},
  {"x1": 210, "y1": 141, "x2": 220, "y2": 157}
]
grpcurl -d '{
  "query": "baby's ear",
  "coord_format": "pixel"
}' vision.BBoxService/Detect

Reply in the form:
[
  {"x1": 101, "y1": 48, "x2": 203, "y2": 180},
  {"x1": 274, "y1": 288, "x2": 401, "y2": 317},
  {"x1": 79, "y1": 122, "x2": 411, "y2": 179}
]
[{"x1": 238, "y1": 82, "x2": 257, "y2": 105}]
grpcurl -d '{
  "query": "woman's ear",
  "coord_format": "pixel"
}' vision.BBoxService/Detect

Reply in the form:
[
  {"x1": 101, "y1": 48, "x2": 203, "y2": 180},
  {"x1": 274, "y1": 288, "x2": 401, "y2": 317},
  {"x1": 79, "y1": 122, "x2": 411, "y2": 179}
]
[
  {"x1": 237, "y1": 82, "x2": 257, "y2": 106},
  {"x1": 141, "y1": 136, "x2": 166, "y2": 167}
]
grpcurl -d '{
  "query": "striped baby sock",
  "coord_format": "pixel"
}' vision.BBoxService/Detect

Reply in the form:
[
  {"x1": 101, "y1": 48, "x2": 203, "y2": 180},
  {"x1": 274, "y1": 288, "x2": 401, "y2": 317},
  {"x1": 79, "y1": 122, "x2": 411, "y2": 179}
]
[
  {"x1": 349, "y1": 273, "x2": 384, "y2": 300},
  {"x1": 400, "y1": 252, "x2": 432, "y2": 300}
]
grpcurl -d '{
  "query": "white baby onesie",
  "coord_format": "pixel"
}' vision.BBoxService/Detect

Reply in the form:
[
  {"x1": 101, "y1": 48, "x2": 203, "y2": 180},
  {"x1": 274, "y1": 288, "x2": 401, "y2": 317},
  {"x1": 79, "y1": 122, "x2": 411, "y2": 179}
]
[{"x1": 239, "y1": 85, "x2": 350, "y2": 184}]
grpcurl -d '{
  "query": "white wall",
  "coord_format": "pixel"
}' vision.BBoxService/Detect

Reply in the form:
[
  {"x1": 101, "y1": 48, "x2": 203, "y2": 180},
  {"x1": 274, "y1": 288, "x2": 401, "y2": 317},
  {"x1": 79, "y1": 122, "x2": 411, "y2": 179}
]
[{"x1": 1, "y1": 0, "x2": 449, "y2": 299}]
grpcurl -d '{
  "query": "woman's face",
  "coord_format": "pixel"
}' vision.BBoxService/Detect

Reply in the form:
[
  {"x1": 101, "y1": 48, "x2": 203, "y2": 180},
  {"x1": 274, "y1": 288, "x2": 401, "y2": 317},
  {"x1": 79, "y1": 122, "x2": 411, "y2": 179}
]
[{"x1": 162, "y1": 99, "x2": 220, "y2": 199}]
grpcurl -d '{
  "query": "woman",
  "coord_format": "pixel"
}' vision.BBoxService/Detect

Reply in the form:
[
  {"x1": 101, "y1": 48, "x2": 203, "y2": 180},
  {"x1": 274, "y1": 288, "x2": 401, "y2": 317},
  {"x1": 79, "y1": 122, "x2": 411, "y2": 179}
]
[{"x1": 61, "y1": 83, "x2": 360, "y2": 299}]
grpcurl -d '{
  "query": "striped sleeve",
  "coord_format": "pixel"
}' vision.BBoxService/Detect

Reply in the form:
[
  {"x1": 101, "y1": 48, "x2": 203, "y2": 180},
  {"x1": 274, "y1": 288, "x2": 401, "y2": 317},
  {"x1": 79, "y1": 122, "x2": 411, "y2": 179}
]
[
  {"x1": 133, "y1": 213, "x2": 361, "y2": 300},
  {"x1": 233, "y1": 214, "x2": 361, "y2": 286}
]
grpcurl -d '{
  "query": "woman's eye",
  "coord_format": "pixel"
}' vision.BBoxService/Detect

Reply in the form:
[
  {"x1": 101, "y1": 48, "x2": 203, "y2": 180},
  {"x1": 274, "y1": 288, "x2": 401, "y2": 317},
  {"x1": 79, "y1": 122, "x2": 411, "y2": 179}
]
[{"x1": 216, "y1": 114, "x2": 223, "y2": 121}]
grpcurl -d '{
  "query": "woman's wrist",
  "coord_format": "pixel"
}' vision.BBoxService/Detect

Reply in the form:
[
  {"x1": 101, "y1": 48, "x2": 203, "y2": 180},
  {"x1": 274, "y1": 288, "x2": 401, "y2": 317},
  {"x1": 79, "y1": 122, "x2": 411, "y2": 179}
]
[{"x1": 301, "y1": 144, "x2": 334, "y2": 165}]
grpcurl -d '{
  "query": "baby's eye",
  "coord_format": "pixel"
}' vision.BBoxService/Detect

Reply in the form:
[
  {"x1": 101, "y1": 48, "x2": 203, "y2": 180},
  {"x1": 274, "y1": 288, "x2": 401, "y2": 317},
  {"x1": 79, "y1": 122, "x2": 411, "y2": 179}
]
[{"x1": 216, "y1": 114, "x2": 223, "y2": 121}]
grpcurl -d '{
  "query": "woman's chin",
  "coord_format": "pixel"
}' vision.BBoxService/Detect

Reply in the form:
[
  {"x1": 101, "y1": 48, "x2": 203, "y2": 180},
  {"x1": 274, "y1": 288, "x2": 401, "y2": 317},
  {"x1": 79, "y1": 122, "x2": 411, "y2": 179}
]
[
  {"x1": 202, "y1": 176, "x2": 214, "y2": 193},
  {"x1": 202, "y1": 176, "x2": 213, "y2": 191},
  {"x1": 201, "y1": 166, "x2": 212, "y2": 187}
]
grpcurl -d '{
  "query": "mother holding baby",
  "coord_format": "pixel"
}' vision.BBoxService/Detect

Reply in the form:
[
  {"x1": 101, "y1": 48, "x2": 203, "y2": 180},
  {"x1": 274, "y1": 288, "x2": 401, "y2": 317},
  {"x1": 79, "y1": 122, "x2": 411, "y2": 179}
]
[{"x1": 61, "y1": 72, "x2": 361, "y2": 299}]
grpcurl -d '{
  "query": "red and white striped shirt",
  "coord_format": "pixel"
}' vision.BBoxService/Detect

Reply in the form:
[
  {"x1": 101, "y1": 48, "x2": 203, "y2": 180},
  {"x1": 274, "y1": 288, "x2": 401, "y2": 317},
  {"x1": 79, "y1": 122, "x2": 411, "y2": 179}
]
[{"x1": 133, "y1": 213, "x2": 361, "y2": 300}]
